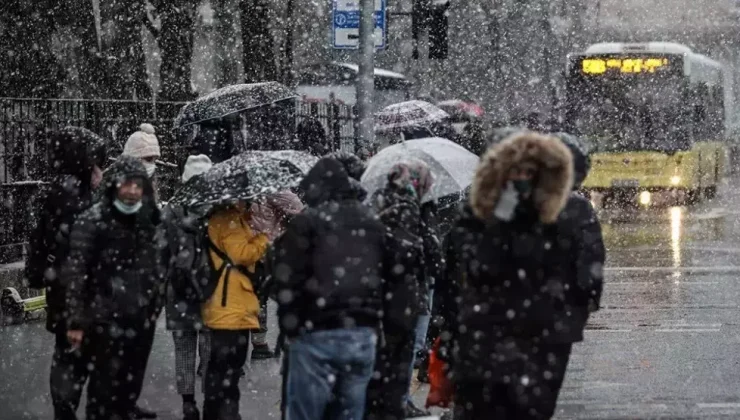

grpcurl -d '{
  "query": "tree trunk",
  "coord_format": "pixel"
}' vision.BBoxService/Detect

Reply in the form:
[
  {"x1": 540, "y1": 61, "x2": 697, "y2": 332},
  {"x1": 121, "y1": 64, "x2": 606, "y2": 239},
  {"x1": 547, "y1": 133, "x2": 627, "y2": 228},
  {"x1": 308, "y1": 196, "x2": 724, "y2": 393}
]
[
  {"x1": 155, "y1": 0, "x2": 198, "y2": 101},
  {"x1": 240, "y1": 0, "x2": 277, "y2": 83},
  {"x1": 99, "y1": 0, "x2": 151, "y2": 99},
  {"x1": 214, "y1": 0, "x2": 240, "y2": 87},
  {"x1": 281, "y1": 0, "x2": 296, "y2": 85},
  {"x1": 0, "y1": 0, "x2": 64, "y2": 97}
]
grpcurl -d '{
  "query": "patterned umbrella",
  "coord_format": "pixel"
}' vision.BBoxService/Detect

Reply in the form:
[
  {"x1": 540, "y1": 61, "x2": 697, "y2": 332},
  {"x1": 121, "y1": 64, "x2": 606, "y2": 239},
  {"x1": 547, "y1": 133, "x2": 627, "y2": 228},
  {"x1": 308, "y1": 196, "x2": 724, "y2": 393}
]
[
  {"x1": 174, "y1": 82, "x2": 298, "y2": 129},
  {"x1": 437, "y1": 99, "x2": 485, "y2": 120},
  {"x1": 361, "y1": 137, "x2": 478, "y2": 201},
  {"x1": 374, "y1": 100, "x2": 450, "y2": 133},
  {"x1": 169, "y1": 150, "x2": 316, "y2": 208}
]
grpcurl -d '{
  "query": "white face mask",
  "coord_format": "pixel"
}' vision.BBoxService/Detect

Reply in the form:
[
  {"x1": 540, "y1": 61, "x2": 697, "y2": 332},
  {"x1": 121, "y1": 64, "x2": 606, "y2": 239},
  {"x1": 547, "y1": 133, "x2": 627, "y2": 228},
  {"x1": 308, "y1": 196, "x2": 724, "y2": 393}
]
[
  {"x1": 493, "y1": 181, "x2": 519, "y2": 222},
  {"x1": 143, "y1": 161, "x2": 156, "y2": 178},
  {"x1": 113, "y1": 199, "x2": 143, "y2": 215}
]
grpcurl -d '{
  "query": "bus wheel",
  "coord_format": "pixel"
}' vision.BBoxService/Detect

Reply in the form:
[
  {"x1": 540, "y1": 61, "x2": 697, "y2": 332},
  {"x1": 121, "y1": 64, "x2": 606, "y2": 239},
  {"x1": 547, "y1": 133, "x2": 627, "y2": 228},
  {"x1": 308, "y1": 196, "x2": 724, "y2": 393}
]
[
  {"x1": 687, "y1": 189, "x2": 701, "y2": 204},
  {"x1": 704, "y1": 186, "x2": 717, "y2": 199}
]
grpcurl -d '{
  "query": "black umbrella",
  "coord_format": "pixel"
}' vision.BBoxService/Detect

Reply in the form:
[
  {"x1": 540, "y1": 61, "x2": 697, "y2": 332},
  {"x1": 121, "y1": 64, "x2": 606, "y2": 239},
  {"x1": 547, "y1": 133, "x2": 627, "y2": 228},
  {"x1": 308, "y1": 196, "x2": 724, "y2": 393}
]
[
  {"x1": 168, "y1": 151, "x2": 312, "y2": 208},
  {"x1": 173, "y1": 82, "x2": 298, "y2": 129}
]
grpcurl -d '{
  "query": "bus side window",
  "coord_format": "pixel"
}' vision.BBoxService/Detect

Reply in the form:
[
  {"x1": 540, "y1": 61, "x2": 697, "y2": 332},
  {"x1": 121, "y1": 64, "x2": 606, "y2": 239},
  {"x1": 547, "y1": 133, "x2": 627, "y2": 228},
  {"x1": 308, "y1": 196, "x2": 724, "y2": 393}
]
[
  {"x1": 693, "y1": 84, "x2": 709, "y2": 140},
  {"x1": 710, "y1": 85, "x2": 724, "y2": 138}
]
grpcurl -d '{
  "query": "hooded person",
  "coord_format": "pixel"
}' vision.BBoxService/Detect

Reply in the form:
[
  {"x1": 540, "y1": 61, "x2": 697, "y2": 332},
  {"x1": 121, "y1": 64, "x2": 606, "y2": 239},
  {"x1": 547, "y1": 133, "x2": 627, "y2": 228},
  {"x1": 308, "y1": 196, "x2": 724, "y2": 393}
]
[
  {"x1": 96, "y1": 123, "x2": 162, "y2": 206},
  {"x1": 554, "y1": 133, "x2": 605, "y2": 315},
  {"x1": 63, "y1": 155, "x2": 165, "y2": 420},
  {"x1": 274, "y1": 158, "x2": 386, "y2": 420},
  {"x1": 117, "y1": 124, "x2": 165, "y2": 419},
  {"x1": 201, "y1": 197, "x2": 270, "y2": 420},
  {"x1": 296, "y1": 116, "x2": 329, "y2": 156},
  {"x1": 25, "y1": 126, "x2": 106, "y2": 420},
  {"x1": 366, "y1": 160, "x2": 440, "y2": 420},
  {"x1": 437, "y1": 132, "x2": 589, "y2": 420},
  {"x1": 162, "y1": 154, "x2": 214, "y2": 420}
]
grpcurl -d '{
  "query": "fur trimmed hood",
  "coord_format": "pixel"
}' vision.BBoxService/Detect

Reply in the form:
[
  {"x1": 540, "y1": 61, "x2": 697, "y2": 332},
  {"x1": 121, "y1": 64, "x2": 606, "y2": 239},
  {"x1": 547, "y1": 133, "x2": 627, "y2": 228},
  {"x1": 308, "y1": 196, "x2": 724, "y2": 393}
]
[{"x1": 470, "y1": 132, "x2": 573, "y2": 224}]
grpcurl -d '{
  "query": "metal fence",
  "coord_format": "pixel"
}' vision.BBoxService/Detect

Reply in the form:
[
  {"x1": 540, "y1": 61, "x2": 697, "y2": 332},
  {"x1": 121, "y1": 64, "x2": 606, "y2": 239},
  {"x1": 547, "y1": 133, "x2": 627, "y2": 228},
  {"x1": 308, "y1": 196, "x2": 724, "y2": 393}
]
[{"x1": 0, "y1": 97, "x2": 357, "y2": 264}]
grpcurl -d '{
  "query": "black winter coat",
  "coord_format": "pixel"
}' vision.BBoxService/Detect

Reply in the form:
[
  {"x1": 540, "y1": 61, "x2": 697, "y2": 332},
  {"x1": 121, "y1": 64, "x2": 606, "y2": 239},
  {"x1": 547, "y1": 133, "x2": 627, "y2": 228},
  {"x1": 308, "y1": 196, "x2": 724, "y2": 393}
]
[
  {"x1": 25, "y1": 127, "x2": 106, "y2": 334},
  {"x1": 373, "y1": 186, "x2": 442, "y2": 329},
  {"x1": 437, "y1": 132, "x2": 604, "y2": 381},
  {"x1": 274, "y1": 158, "x2": 385, "y2": 338},
  {"x1": 64, "y1": 156, "x2": 165, "y2": 331},
  {"x1": 160, "y1": 204, "x2": 207, "y2": 331},
  {"x1": 30, "y1": 178, "x2": 95, "y2": 333}
]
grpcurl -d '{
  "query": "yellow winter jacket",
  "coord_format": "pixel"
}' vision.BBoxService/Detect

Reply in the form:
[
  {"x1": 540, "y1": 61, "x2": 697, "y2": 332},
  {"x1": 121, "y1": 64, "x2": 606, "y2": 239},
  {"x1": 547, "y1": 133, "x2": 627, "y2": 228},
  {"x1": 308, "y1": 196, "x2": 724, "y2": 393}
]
[{"x1": 202, "y1": 208, "x2": 269, "y2": 330}]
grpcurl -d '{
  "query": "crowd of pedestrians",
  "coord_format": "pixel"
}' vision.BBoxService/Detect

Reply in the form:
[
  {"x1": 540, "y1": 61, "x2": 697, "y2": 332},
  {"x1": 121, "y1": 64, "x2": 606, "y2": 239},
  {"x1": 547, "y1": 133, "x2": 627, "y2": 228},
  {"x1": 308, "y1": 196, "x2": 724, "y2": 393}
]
[{"x1": 27, "y1": 120, "x2": 604, "y2": 420}]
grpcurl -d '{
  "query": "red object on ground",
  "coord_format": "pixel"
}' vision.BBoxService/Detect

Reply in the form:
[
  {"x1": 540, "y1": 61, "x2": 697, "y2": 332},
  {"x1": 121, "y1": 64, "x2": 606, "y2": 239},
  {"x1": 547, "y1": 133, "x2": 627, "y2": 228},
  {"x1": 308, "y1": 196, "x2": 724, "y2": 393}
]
[{"x1": 425, "y1": 337, "x2": 454, "y2": 408}]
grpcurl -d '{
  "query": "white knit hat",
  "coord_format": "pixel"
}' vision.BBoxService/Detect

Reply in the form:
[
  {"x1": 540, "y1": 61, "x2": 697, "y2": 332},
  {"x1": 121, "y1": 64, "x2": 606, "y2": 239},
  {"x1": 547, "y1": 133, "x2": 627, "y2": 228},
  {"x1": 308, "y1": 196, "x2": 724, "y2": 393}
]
[
  {"x1": 182, "y1": 154, "x2": 213, "y2": 183},
  {"x1": 123, "y1": 123, "x2": 160, "y2": 159}
]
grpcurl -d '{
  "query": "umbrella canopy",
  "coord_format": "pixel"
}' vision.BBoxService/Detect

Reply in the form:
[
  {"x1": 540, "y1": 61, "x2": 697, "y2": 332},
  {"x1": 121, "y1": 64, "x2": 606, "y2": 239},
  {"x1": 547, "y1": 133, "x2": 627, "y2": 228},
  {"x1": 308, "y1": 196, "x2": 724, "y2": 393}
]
[
  {"x1": 174, "y1": 82, "x2": 298, "y2": 129},
  {"x1": 437, "y1": 100, "x2": 485, "y2": 120},
  {"x1": 361, "y1": 137, "x2": 478, "y2": 201},
  {"x1": 374, "y1": 100, "x2": 449, "y2": 133},
  {"x1": 169, "y1": 150, "x2": 316, "y2": 208}
]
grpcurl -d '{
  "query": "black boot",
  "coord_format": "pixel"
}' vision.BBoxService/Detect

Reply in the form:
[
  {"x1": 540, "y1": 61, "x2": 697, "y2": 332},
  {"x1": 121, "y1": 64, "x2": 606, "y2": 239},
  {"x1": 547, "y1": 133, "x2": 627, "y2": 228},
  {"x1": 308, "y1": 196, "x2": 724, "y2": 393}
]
[
  {"x1": 131, "y1": 405, "x2": 157, "y2": 419},
  {"x1": 202, "y1": 400, "x2": 219, "y2": 420},
  {"x1": 183, "y1": 401, "x2": 200, "y2": 420},
  {"x1": 251, "y1": 344, "x2": 275, "y2": 360}
]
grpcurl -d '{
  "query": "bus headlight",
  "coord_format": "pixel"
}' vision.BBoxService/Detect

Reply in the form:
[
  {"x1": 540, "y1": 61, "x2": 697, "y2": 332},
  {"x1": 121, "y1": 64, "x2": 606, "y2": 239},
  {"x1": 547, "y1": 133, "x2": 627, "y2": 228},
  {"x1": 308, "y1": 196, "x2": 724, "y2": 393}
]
[
  {"x1": 639, "y1": 191, "x2": 652, "y2": 205},
  {"x1": 670, "y1": 176, "x2": 681, "y2": 186}
]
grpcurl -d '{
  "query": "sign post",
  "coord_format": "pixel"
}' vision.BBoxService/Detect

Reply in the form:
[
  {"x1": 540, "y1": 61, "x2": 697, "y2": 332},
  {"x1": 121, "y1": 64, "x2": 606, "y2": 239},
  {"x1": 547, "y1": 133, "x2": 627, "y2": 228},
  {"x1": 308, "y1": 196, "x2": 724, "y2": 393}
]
[
  {"x1": 355, "y1": 0, "x2": 376, "y2": 156},
  {"x1": 333, "y1": 0, "x2": 386, "y2": 50}
]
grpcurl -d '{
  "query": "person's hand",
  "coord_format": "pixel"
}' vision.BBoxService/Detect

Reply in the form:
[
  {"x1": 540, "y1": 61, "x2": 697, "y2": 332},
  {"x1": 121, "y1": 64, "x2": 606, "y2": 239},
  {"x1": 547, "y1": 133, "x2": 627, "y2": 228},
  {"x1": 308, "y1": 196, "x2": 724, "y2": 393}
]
[
  {"x1": 67, "y1": 330, "x2": 84, "y2": 349},
  {"x1": 249, "y1": 202, "x2": 277, "y2": 237}
]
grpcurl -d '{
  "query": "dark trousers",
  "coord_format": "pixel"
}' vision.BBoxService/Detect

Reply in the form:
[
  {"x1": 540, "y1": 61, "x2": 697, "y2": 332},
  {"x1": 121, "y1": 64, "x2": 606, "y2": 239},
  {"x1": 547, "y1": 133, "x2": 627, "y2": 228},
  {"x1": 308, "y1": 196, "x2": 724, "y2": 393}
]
[
  {"x1": 86, "y1": 324, "x2": 148, "y2": 420},
  {"x1": 365, "y1": 327, "x2": 416, "y2": 420},
  {"x1": 50, "y1": 332, "x2": 91, "y2": 420},
  {"x1": 131, "y1": 323, "x2": 156, "y2": 405},
  {"x1": 252, "y1": 301, "x2": 268, "y2": 346},
  {"x1": 203, "y1": 330, "x2": 250, "y2": 420},
  {"x1": 455, "y1": 343, "x2": 573, "y2": 420}
]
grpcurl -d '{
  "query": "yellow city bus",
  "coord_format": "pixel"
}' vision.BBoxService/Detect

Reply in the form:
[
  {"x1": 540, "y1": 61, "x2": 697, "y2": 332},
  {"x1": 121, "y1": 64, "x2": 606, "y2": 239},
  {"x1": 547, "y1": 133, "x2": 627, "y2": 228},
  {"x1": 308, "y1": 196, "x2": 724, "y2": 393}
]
[{"x1": 564, "y1": 42, "x2": 727, "y2": 205}]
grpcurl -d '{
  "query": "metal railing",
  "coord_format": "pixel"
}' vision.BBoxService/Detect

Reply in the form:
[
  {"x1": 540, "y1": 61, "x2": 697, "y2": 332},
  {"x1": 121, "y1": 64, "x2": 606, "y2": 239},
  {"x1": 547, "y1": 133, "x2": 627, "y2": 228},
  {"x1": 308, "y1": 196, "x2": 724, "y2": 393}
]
[{"x1": 0, "y1": 97, "x2": 357, "y2": 263}]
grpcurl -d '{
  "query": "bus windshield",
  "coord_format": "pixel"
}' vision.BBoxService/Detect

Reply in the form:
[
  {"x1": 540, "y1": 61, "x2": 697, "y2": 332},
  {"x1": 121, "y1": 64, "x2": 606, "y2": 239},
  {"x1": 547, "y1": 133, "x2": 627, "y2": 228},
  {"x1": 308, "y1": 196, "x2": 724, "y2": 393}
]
[{"x1": 569, "y1": 74, "x2": 691, "y2": 153}]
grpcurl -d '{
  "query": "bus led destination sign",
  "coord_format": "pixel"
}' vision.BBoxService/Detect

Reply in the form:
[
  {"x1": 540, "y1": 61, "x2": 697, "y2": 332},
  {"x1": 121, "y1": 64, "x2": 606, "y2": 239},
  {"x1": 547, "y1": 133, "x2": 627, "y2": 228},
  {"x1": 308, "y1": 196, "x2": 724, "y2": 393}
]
[{"x1": 582, "y1": 57, "x2": 670, "y2": 75}]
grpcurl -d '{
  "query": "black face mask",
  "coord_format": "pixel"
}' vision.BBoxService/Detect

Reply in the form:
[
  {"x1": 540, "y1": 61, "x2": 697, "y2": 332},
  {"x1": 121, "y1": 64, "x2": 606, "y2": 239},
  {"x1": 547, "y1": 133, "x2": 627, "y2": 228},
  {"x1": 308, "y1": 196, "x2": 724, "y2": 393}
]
[{"x1": 512, "y1": 179, "x2": 533, "y2": 196}]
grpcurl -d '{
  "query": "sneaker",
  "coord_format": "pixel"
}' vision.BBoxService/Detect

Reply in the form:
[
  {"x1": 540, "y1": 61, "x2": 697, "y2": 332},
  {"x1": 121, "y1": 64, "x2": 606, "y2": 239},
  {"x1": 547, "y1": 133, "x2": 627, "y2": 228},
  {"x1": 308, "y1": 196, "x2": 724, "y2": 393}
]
[
  {"x1": 405, "y1": 400, "x2": 430, "y2": 418},
  {"x1": 251, "y1": 344, "x2": 276, "y2": 360},
  {"x1": 182, "y1": 402, "x2": 200, "y2": 420}
]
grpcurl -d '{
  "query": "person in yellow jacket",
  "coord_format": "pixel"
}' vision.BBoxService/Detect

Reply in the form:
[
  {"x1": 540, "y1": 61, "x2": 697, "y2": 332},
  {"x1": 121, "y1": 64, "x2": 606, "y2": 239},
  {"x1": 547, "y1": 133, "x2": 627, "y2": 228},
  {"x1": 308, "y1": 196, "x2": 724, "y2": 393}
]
[{"x1": 202, "y1": 203, "x2": 269, "y2": 420}]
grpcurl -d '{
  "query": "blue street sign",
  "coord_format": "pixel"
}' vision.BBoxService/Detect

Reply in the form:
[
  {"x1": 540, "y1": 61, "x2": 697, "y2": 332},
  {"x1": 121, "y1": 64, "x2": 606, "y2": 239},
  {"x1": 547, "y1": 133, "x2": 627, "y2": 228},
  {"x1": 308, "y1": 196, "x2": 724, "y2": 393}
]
[{"x1": 332, "y1": 0, "x2": 386, "y2": 50}]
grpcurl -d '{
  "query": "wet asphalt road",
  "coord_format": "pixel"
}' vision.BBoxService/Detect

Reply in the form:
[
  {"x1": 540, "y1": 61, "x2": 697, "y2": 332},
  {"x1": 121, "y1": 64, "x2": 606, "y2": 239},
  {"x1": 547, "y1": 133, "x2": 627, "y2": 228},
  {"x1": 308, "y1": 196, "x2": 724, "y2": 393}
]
[{"x1": 4, "y1": 179, "x2": 740, "y2": 419}]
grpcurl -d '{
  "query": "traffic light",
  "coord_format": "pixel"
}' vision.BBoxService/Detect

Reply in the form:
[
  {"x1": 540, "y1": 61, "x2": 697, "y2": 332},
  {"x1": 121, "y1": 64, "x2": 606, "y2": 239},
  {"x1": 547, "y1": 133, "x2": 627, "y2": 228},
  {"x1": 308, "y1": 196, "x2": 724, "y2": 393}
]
[{"x1": 412, "y1": 0, "x2": 449, "y2": 60}]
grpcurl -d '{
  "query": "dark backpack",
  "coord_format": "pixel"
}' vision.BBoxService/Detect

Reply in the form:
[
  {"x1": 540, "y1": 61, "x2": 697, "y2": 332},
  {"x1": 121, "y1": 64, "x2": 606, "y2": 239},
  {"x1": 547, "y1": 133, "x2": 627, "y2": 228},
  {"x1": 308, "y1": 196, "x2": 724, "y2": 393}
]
[{"x1": 164, "y1": 205, "x2": 223, "y2": 304}]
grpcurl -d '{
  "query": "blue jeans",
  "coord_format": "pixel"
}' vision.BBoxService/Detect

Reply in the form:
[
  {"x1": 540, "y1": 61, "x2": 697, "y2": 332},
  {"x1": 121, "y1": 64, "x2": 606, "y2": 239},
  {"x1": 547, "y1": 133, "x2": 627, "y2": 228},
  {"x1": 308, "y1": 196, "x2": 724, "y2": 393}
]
[
  {"x1": 285, "y1": 327, "x2": 377, "y2": 420},
  {"x1": 407, "y1": 292, "x2": 434, "y2": 402}
]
